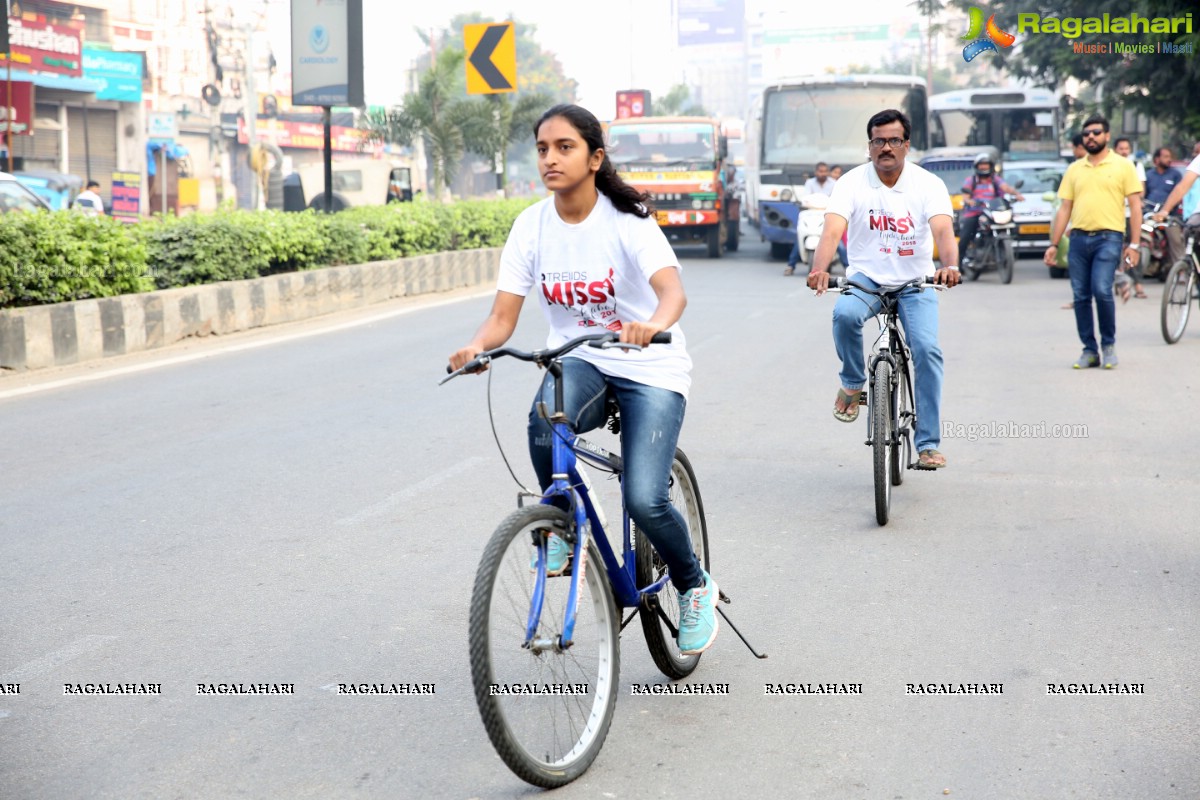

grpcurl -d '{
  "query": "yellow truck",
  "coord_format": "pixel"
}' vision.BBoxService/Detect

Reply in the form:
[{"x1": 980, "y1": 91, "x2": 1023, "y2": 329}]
[{"x1": 606, "y1": 116, "x2": 740, "y2": 257}]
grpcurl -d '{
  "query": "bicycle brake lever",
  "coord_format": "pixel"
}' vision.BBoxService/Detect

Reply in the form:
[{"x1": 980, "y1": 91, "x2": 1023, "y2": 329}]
[
  {"x1": 438, "y1": 355, "x2": 490, "y2": 385},
  {"x1": 595, "y1": 341, "x2": 644, "y2": 352}
]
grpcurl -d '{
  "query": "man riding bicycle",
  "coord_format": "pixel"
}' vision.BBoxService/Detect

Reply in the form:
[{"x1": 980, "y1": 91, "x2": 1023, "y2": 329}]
[{"x1": 807, "y1": 109, "x2": 960, "y2": 469}]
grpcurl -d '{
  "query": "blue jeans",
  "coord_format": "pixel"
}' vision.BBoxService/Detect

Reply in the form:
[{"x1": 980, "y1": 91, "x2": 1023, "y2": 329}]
[
  {"x1": 832, "y1": 276, "x2": 944, "y2": 452},
  {"x1": 1067, "y1": 230, "x2": 1122, "y2": 352},
  {"x1": 527, "y1": 358, "x2": 701, "y2": 594}
]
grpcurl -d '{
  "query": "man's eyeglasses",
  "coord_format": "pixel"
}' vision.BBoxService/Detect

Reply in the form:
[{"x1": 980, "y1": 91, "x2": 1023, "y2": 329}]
[
  {"x1": 1081, "y1": 127, "x2": 1106, "y2": 138},
  {"x1": 869, "y1": 137, "x2": 907, "y2": 149}
]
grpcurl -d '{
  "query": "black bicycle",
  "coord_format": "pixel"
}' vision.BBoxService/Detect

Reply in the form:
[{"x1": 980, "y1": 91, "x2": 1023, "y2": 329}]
[{"x1": 827, "y1": 277, "x2": 947, "y2": 525}]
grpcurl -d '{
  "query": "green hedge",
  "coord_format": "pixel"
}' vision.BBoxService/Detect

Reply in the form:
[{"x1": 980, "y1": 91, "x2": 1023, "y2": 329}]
[{"x1": 0, "y1": 197, "x2": 535, "y2": 308}]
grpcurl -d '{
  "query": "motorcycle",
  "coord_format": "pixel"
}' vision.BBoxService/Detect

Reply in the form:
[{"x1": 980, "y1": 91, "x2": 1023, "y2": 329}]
[
  {"x1": 1139, "y1": 203, "x2": 1178, "y2": 281},
  {"x1": 960, "y1": 196, "x2": 1016, "y2": 284}
]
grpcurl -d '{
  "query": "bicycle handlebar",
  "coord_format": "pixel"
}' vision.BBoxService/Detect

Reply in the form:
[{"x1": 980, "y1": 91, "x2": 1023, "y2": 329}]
[
  {"x1": 441, "y1": 331, "x2": 672, "y2": 384},
  {"x1": 822, "y1": 276, "x2": 947, "y2": 295}
]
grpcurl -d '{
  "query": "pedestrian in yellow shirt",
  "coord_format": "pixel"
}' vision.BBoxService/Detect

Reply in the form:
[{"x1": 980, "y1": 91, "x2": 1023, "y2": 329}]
[{"x1": 1044, "y1": 114, "x2": 1142, "y2": 369}]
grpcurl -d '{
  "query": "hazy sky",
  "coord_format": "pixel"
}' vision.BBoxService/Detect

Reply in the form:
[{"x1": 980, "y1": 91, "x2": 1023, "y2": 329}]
[{"x1": 268, "y1": 0, "x2": 930, "y2": 119}]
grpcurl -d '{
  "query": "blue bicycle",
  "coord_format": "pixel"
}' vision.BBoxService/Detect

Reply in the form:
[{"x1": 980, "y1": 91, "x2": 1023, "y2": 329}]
[{"x1": 443, "y1": 331, "x2": 720, "y2": 787}]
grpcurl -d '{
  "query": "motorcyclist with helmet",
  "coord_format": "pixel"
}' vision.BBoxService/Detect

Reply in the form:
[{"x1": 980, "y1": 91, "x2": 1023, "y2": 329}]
[{"x1": 958, "y1": 153, "x2": 1024, "y2": 273}]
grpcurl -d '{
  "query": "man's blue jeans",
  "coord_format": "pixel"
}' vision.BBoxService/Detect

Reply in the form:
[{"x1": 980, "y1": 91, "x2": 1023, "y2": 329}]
[
  {"x1": 1067, "y1": 229, "x2": 1122, "y2": 352},
  {"x1": 527, "y1": 358, "x2": 702, "y2": 594},
  {"x1": 832, "y1": 276, "x2": 944, "y2": 452}
]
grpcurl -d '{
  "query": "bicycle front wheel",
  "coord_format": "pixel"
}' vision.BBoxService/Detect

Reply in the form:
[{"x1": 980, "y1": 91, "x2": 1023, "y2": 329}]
[
  {"x1": 468, "y1": 505, "x2": 620, "y2": 788},
  {"x1": 872, "y1": 360, "x2": 893, "y2": 526},
  {"x1": 1161, "y1": 259, "x2": 1195, "y2": 344},
  {"x1": 636, "y1": 449, "x2": 710, "y2": 680}
]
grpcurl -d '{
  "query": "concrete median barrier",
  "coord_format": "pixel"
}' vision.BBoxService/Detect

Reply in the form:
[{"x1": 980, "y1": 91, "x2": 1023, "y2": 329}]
[{"x1": 0, "y1": 248, "x2": 500, "y2": 372}]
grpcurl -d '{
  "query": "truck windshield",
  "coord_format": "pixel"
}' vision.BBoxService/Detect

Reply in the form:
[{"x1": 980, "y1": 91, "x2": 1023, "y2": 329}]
[
  {"x1": 608, "y1": 123, "x2": 715, "y2": 168},
  {"x1": 763, "y1": 84, "x2": 926, "y2": 168}
]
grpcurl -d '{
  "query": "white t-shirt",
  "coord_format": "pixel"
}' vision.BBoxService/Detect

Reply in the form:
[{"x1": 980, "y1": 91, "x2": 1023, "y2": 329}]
[
  {"x1": 1187, "y1": 154, "x2": 1200, "y2": 175},
  {"x1": 803, "y1": 176, "x2": 836, "y2": 196},
  {"x1": 825, "y1": 161, "x2": 953, "y2": 285},
  {"x1": 497, "y1": 192, "x2": 691, "y2": 399}
]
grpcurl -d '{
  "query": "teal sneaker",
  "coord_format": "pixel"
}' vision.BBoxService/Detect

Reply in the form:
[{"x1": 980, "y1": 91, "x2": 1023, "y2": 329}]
[
  {"x1": 531, "y1": 532, "x2": 570, "y2": 576},
  {"x1": 676, "y1": 571, "x2": 719, "y2": 655}
]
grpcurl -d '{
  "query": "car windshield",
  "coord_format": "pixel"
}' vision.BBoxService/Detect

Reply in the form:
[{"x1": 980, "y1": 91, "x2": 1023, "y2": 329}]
[
  {"x1": 0, "y1": 180, "x2": 47, "y2": 213},
  {"x1": 1001, "y1": 165, "x2": 1063, "y2": 194},
  {"x1": 921, "y1": 161, "x2": 975, "y2": 195}
]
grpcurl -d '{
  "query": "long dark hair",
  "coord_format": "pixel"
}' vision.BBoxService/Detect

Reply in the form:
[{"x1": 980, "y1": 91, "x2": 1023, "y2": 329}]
[{"x1": 534, "y1": 104, "x2": 654, "y2": 218}]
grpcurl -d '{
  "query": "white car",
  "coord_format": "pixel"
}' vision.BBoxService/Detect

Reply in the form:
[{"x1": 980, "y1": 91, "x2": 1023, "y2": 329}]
[
  {"x1": 0, "y1": 172, "x2": 52, "y2": 214},
  {"x1": 1001, "y1": 160, "x2": 1066, "y2": 253}
]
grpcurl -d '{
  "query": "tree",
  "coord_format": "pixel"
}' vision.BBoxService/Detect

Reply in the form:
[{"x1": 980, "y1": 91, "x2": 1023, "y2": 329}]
[
  {"x1": 359, "y1": 48, "x2": 470, "y2": 200},
  {"x1": 652, "y1": 85, "x2": 709, "y2": 117},
  {"x1": 947, "y1": 0, "x2": 1200, "y2": 132},
  {"x1": 365, "y1": 15, "x2": 573, "y2": 198}
]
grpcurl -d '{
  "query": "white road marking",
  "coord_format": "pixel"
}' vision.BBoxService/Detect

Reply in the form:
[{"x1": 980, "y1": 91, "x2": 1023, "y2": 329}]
[
  {"x1": 0, "y1": 635, "x2": 118, "y2": 681},
  {"x1": 0, "y1": 289, "x2": 495, "y2": 401},
  {"x1": 337, "y1": 456, "x2": 488, "y2": 526}
]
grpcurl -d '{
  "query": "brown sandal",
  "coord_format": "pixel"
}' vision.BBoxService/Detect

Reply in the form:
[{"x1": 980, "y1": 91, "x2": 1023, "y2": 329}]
[
  {"x1": 833, "y1": 388, "x2": 862, "y2": 423},
  {"x1": 918, "y1": 449, "x2": 947, "y2": 469}
]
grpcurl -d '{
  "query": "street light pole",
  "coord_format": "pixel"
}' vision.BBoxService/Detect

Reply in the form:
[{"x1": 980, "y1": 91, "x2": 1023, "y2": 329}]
[{"x1": 243, "y1": 21, "x2": 259, "y2": 209}]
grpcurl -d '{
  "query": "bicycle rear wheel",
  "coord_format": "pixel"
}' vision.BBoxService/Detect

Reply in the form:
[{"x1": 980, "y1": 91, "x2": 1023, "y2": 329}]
[
  {"x1": 636, "y1": 449, "x2": 710, "y2": 680},
  {"x1": 1161, "y1": 259, "x2": 1195, "y2": 344},
  {"x1": 891, "y1": 361, "x2": 910, "y2": 487},
  {"x1": 872, "y1": 360, "x2": 893, "y2": 526},
  {"x1": 468, "y1": 505, "x2": 620, "y2": 788}
]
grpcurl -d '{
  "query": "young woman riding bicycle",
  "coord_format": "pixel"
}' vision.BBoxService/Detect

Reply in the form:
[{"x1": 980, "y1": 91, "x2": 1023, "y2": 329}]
[{"x1": 448, "y1": 103, "x2": 719, "y2": 656}]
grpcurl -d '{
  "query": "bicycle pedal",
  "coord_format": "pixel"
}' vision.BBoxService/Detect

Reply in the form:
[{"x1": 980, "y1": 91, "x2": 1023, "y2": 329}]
[
  {"x1": 858, "y1": 394, "x2": 867, "y2": 406},
  {"x1": 718, "y1": 590, "x2": 731, "y2": 604}
]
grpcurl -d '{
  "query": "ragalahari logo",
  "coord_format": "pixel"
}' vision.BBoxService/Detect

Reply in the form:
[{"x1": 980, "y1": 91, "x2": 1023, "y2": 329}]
[{"x1": 961, "y1": 7, "x2": 1016, "y2": 62}]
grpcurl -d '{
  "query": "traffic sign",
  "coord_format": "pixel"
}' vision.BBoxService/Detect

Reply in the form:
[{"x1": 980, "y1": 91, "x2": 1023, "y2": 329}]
[
  {"x1": 147, "y1": 112, "x2": 178, "y2": 142},
  {"x1": 465, "y1": 22, "x2": 516, "y2": 95}
]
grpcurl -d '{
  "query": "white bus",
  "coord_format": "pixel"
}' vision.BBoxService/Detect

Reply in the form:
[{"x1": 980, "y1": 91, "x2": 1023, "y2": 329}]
[
  {"x1": 745, "y1": 74, "x2": 928, "y2": 259},
  {"x1": 929, "y1": 87, "x2": 1063, "y2": 164}
]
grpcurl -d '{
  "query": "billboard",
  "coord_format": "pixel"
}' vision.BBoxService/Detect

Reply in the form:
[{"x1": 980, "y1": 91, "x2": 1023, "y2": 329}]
[
  {"x1": 677, "y1": 0, "x2": 745, "y2": 46},
  {"x1": 83, "y1": 49, "x2": 144, "y2": 103},
  {"x1": 0, "y1": 78, "x2": 33, "y2": 134},
  {"x1": 0, "y1": 18, "x2": 83, "y2": 77},
  {"x1": 616, "y1": 90, "x2": 651, "y2": 119},
  {"x1": 291, "y1": 0, "x2": 363, "y2": 107}
]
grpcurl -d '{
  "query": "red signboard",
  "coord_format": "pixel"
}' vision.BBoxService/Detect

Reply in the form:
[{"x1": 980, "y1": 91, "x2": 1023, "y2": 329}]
[
  {"x1": 0, "y1": 18, "x2": 84, "y2": 78},
  {"x1": 616, "y1": 90, "x2": 651, "y2": 120},
  {"x1": 236, "y1": 117, "x2": 380, "y2": 154},
  {"x1": 0, "y1": 79, "x2": 34, "y2": 134}
]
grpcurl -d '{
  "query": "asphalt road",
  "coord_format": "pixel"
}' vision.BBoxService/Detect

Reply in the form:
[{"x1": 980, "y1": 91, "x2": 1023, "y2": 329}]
[{"x1": 1, "y1": 233, "x2": 1198, "y2": 799}]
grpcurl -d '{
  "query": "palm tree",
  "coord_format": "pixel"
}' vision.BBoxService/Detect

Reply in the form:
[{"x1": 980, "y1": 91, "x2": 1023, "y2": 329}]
[{"x1": 360, "y1": 48, "x2": 469, "y2": 200}]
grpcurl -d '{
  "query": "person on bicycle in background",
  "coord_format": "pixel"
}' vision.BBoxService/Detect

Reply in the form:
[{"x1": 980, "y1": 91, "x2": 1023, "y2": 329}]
[
  {"x1": 807, "y1": 108, "x2": 960, "y2": 469},
  {"x1": 958, "y1": 153, "x2": 1023, "y2": 276},
  {"x1": 1151, "y1": 142, "x2": 1200, "y2": 225},
  {"x1": 448, "y1": 104, "x2": 718, "y2": 656}
]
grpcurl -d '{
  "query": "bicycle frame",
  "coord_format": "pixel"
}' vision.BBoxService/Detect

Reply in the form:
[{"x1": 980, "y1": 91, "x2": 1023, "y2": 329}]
[
  {"x1": 862, "y1": 291, "x2": 918, "y2": 468},
  {"x1": 525, "y1": 359, "x2": 670, "y2": 649}
]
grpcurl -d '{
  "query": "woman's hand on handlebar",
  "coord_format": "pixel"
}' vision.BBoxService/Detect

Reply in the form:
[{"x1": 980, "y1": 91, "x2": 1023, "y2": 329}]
[
  {"x1": 449, "y1": 344, "x2": 486, "y2": 374},
  {"x1": 620, "y1": 320, "x2": 667, "y2": 348}
]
